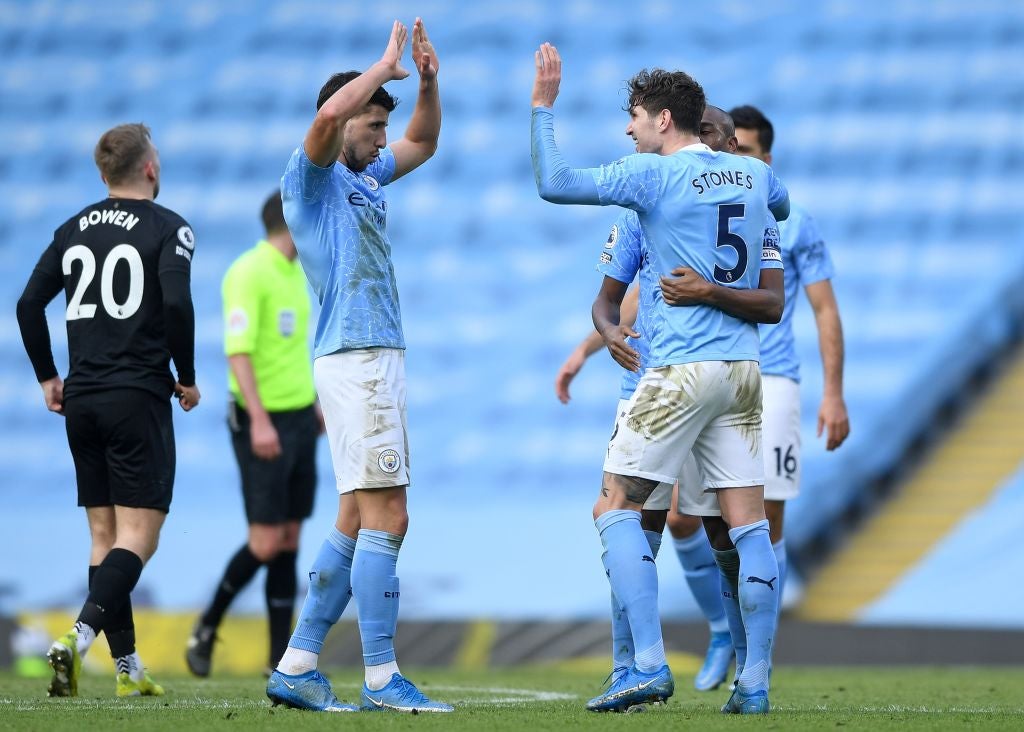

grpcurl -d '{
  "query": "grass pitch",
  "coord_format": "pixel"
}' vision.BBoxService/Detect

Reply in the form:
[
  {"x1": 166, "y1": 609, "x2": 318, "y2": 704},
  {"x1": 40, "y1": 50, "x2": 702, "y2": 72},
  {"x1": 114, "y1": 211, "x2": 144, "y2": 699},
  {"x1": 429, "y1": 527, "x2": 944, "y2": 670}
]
[{"x1": 2, "y1": 665, "x2": 1023, "y2": 730}]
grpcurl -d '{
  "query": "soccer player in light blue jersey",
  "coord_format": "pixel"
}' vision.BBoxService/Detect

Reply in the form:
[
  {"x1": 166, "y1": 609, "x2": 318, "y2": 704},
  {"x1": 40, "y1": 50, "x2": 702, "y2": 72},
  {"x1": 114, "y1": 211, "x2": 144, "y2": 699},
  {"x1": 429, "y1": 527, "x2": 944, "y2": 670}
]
[
  {"x1": 265, "y1": 19, "x2": 452, "y2": 714},
  {"x1": 555, "y1": 106, "x2": 779, "y2": 694},
  {"x1": 729, "y1": 105, "x2": 850, "y2": 540},
  {"x1": 532, "y1": 43, "x2": 788, "y2": 714}
]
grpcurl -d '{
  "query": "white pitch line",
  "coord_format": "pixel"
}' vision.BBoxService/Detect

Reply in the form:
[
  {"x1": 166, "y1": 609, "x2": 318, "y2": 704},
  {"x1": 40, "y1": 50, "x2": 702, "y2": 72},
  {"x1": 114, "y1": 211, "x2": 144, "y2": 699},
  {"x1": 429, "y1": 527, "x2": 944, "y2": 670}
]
[{"x1": 417, "y1": 685, "x2": 577, "y2": 703}]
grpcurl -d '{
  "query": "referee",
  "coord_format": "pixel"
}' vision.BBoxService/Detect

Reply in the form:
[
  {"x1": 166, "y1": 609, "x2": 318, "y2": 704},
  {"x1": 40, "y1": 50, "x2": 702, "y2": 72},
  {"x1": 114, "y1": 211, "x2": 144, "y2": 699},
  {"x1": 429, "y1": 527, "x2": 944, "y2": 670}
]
[
  {"x1": 16, "y1": 122, "x2": 200, "y2": 698},
  {"x1": 186, "y1": 192, "x2": 320, "y2": 677}
]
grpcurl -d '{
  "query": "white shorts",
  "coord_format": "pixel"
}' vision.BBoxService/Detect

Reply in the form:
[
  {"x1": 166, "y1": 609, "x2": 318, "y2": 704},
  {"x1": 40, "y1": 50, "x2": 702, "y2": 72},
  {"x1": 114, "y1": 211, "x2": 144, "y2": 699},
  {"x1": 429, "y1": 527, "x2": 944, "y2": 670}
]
[
  {"x1": 605, "y1": 361, "x2": 765, "y2": 490},
  {"x1": 610, "y1": 399, "x2": 672, "y2": 511},
  {"x1": 313, "y1": 348, "x2": 410, "y2": 494},
  {"x1": 676, "y1": 454, "x2": 722, "y2": 516},
  {"x1": 762, "y1": 375, "x2": 801, "y2": 501}
]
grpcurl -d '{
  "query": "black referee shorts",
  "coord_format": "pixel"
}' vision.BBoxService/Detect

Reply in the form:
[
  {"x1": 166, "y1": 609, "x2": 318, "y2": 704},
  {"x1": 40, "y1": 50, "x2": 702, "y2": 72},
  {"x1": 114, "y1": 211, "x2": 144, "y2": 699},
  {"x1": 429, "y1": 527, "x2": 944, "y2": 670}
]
[
  {"x1": 64, "y1": 388, "x2": 175, "y2": 512},
  {"x1": 228, "y1": 401, "x2": 318, "y2": 525}
]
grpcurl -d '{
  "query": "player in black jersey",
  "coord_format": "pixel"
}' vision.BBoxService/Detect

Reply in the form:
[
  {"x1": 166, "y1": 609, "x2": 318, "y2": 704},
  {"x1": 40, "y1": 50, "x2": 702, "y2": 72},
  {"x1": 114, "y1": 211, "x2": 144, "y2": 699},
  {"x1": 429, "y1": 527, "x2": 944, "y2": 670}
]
[{"x1": 16, "y1": 122, "x2": 201, "y2": 698}]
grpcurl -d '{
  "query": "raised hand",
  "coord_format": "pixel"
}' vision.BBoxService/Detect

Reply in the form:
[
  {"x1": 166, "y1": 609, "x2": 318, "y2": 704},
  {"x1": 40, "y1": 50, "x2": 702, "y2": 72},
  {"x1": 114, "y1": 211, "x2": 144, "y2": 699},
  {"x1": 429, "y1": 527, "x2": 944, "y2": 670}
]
[
  {"x1": 381, "y1": 20, "x2": 410, "y2": 81},
  {"x1": 532, "y1": 42, "x2": 561, "y2": 108},
  {"x1": 411, "y1": 17, "x2": 438, "y2": 80}
]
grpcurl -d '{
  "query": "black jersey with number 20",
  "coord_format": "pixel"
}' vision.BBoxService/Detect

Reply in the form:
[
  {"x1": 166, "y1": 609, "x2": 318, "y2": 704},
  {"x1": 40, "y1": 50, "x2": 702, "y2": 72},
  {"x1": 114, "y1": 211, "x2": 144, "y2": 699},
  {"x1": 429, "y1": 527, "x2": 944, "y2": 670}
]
[{"x1": 18, "y1": 197, "x2": 197, "y2": 400}]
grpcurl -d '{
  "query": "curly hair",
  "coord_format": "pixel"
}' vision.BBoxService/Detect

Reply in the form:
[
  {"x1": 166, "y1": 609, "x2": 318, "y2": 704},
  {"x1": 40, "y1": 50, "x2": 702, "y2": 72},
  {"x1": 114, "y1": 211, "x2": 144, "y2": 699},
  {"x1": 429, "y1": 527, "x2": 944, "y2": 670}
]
[{"x1": 625, "y1": 69, "x2": 705, "y2": 135}]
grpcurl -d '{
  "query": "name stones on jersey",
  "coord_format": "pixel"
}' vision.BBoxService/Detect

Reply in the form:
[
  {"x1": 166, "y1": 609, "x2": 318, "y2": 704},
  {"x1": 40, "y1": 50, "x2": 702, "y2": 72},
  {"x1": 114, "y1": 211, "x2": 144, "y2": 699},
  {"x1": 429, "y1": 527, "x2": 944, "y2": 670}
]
[{"x1": 79, "y1": 209, "x2": 140, "y2": 232}]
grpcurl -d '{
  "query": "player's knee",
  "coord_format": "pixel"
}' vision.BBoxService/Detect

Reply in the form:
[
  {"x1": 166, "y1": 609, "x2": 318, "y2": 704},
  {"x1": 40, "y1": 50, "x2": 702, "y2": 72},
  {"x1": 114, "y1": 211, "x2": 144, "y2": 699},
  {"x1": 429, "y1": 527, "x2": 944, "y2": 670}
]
[{"x1": 666, "y1": 510, "x2": 701, "y2": 538}]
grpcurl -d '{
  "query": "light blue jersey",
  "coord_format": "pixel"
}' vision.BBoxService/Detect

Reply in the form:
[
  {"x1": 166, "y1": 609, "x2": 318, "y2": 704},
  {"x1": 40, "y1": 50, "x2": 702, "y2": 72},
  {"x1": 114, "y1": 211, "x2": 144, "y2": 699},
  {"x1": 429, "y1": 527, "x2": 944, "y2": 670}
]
[
  {"x1": 533, "y1": 107, "x2": 788, "y2": 367},
  {"x1": 598, "y1": 211, "x2": 784, "y2": 398},
  {"x1": 758, "y1": 203, "x2": 834, "y2": 381},
  {"x1": 281, "y1": 145, "x2": 404, "y2": 358},
  {"x1": 595, "y1": 212, "x2": 656, "y2": 400}
]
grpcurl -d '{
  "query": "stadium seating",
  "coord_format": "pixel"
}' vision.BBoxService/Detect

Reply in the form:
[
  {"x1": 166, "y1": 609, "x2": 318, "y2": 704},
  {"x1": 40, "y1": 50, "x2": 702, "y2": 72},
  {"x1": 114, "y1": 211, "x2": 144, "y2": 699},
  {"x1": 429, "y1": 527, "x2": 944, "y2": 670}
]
[{"x1": 2, "y1": 0, "x2": 1023, "y2": 620}]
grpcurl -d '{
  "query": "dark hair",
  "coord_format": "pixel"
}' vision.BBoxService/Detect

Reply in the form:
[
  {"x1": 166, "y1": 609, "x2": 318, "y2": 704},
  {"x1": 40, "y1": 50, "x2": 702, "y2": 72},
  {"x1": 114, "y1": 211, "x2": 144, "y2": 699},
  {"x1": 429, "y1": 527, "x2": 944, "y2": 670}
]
[
  {"x1": 728, "y1": 105, "x2": 774, "y2": 153},
  {"x1": 94, "y1": 123, "x2": 152, "y2": 184},
  {"x1": 262, "y1": 191, "x2": 287, "y2": 235},
  {"x1": 316, "y1": 71, "x2": 399, "y2": 113},
  {"x1": 625, "y1": 69, "x2": 705, "y2": 135}
]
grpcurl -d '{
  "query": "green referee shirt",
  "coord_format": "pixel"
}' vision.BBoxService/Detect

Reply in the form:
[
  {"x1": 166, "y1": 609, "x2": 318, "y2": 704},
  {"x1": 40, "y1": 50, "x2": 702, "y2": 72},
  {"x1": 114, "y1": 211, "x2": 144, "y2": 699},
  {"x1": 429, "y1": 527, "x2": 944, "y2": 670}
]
[{"x1": 222, "y1": 240, "x2": 315, "y2": 411}]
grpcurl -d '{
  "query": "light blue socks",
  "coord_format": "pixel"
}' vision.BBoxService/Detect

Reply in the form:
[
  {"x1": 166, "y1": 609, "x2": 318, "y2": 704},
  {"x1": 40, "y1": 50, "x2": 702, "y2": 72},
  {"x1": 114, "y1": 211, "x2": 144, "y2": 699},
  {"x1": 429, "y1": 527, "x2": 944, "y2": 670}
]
[
  {"x1": 352, "y1": 529, "x2": 403, "y2": 667},
  {"x1": 610, "y1": 529, "x2": 663, "y2": 672},
  {"x1": 597, "y1": 511, "x2": 665, "y2": 673},
  {"x1": 289, "y1": 527, "x2": 356, "y2": 653}
]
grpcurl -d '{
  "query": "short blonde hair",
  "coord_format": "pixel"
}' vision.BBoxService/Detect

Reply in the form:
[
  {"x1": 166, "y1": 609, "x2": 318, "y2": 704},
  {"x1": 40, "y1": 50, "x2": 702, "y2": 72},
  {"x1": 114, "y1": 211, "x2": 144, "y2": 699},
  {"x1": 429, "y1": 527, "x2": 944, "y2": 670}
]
[{"x1": 94, "y1": 123, "x2": 152, "y2": 185}]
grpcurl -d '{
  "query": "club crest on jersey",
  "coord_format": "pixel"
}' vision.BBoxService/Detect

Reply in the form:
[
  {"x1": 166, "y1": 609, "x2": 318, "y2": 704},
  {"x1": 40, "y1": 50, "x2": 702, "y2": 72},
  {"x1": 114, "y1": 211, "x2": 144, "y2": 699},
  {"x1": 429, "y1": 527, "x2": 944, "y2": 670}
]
[
  {"x1": 362, "y1": 174, "x2": 380, "y2": 191},
  {"x1": 377, "y1": 449, "x2": 401, "y2": 474},
  {"x1": 278, "y1": 309, "x2": 296, "y2": 337},
  {"x1": 604, "y1": 225, "x2": 618, "y2": 249},
  {"x1": 177, "y1": 226, "x2": 195, "y2": 250}
]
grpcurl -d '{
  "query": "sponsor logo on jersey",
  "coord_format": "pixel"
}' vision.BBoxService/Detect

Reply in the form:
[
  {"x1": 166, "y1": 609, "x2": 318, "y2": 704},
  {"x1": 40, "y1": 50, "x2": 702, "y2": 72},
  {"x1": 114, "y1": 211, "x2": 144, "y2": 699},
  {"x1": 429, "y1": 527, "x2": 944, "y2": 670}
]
[
  {"x1": 362, "y1": 174, "x2": 380, "y2": 191},
  {"x1": 278, "y1": 309, "x2": 296, "y2": 337},
  {"x1": 177, "y1": 226, "x2": 195, "y2": 250},
  {"x1": 377, "y1": 449, "x2": 401, "y2": 474},
  {"x1": 175, "y1": 245, "x2": 192, "y2": 261},
  {"x1": 762, "y1": 226, "x2": 782, "y2": 262},
  {"x1": 227, "y1": 307, "x2": 249, "y2": 335}
]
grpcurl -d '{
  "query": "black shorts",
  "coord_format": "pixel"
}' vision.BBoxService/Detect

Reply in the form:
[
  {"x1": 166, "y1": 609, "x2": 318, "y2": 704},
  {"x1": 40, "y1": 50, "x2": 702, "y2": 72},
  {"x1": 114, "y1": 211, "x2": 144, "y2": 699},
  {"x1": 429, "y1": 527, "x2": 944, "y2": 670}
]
[
  {"x1": 64, "y1": 388, "x2": 175, "y2": 512},
  {"x1": 228, "y1": 401, "x2": 318, "y2": 525}
]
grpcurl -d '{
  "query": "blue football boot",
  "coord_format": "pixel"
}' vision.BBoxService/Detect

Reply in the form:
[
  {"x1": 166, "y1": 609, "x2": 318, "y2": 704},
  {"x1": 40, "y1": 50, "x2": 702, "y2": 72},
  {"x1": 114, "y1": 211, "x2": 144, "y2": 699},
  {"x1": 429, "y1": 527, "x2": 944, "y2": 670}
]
[
  {"x1": 721, "y1": 687, "x2": 770, "y2": 714},
  {"x1": 266, "y1": 669, "x2": 359, "y2": 712},
  {"x1": 360, "y1": 673, "x2": 454, "y2": 713},
  {"x1": 694, "y1": 630, "x2": 734, "y2": 691},
  {"x1": 585, "y1": 664, "x2": 674, "y2": 712}
]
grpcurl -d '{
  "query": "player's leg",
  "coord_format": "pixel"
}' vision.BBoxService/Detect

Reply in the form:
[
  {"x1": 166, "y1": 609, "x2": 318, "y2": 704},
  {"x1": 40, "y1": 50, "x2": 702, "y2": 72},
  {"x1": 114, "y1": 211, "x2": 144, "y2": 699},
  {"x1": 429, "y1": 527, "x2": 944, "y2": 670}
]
[
  {"x1": 264, "y1": 405, "x2": 319, "y2": 671},
  {"x1": 189, "y1": 404, "x2": 271, "y2": 674},
  {"x1": 610, "y1": 504, "x2": 666, "y2": 677},
  {"x1": 268, "y1": 493, "x2": 359, "y2": 712},
  {"x1": 692, "y1": 362, "x2": 777, "y2": 714},
  {"x1": 669, "y1": 470, "x2": 733, "y2": 691},
  {"x1": 102, "y1": 389, "x2": 175, "y2": 697},
  {"x1": 761, "y1": 375, "x2": 802, "y2": 600},
  {"x1": 702, "y1": 515, "x2": 747, "y2": 685},
  {"x1": 765, "y1": 500, "x2": 786, "y2": 596},
  {"x1": 588, "y1": 365, "x2": 710, "y2": 711},
  {"x1": 264, "y1": 520, "x2": 301, "y2": 672}
]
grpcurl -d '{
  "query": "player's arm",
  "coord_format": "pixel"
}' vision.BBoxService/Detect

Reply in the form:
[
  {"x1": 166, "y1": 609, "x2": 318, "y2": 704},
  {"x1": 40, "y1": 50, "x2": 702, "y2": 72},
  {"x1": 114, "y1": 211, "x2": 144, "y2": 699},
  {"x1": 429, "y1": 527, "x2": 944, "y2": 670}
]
[
  {"x1": 222, "y1": 262, "x2": 280, "y2": 458},
  {"x1": 159, "y1": 225, "x2": 199, "y2": 411},
  {"x1": 530, "y1": 43, "x2": 602, "y2": 204},
  {"x1": 556, "y1": 286, "x2": 640, "y2": 403},
  {"x1": 764, "y1": 164, "x2": 791, "y2": 222},
  {"x1": 805, "y1": 279, "x2": 849, "y2": 450},
  {"x1": 228, "y1": 354, "x2": 282, "y2": 460},
  {"x1": 305, "y1": 21, "x2": 410, "y2": 168},
  {"x1": 592, "y1": 276, "x2": 641, "y2": 372},
  {"x1": 659, "y1": 267, "x2": 783, "y2": 323},
  {"x1": 16, "y1": 242, "x2": 65, "y2": 413},
  {"x1": 390, "y1": 18, "x2": 440, "y2": 181}
]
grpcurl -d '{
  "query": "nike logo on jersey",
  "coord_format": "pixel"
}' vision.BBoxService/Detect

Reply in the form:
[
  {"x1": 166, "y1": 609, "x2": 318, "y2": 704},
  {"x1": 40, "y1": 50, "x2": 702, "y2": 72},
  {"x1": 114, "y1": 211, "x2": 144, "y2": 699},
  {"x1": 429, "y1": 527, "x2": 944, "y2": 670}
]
[{"x1": 746, "y1": 575, "x2": 777, "y2": 591}]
